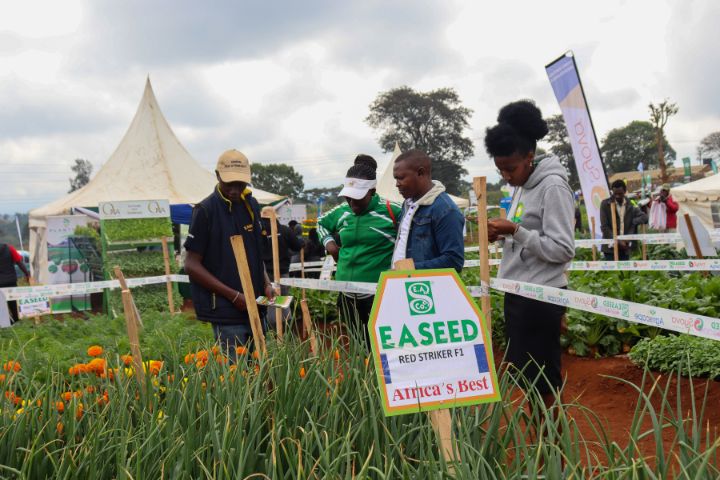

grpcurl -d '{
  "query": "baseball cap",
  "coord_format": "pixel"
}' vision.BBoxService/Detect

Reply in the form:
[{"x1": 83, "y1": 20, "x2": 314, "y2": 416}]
[
  {"x1": 216, "y1": 149, "x2": 251, "y2": 183},
  {"x1": 661, "y1": 183, "x2": 671, "y2": 191},
  {"x1": 339, "y1": 177, "x2": 377, "y2": 200}
]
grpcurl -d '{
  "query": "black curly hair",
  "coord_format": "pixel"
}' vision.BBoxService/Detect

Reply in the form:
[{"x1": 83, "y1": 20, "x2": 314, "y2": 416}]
[
  {"x1": 484, "y1": 100, "x2": 548, "y2": 157},
  {"x1": 346, "y1": 154, "x2": 377, "y2": 180}
]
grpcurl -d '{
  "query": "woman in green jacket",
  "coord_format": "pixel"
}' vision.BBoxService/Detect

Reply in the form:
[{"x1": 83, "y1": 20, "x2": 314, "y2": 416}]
[{"x1": 317, "y1": 155, "x2": 401, "y2": 348}]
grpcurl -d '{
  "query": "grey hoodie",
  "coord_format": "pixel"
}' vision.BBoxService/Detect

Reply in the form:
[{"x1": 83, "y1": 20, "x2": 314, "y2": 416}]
[{"x1": 499, "y1": 155, "x2": 575, "y2": 287}]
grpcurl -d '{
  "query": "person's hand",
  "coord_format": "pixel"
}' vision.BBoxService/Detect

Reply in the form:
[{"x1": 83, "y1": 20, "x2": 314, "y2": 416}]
[
  {"x1": 487, "y1": 219, "x2": 518, "y2": 243},
  {"x1": 264, "y1": 282, "x2": 276, "y2": 301},
  {"x1": 325, "y1": 241, "x2": 340, "y2": 262},
  {"x1": 230, "y1": 291, "x2": 247, "y2": 311}
]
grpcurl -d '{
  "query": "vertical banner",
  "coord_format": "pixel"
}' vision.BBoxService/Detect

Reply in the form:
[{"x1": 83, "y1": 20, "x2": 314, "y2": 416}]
[
  {"x1": 46, "y1": 215, "x2": 92, "y2": 313},
  {"x1": 683, "y1": 157, "x2": 692, "y2": 181},
  {"x1": 546, "y1": 52, "x2": 609, "y2": 238}
]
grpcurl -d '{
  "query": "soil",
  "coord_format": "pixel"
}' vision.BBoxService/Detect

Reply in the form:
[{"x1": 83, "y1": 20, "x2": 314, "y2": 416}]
[{"x1": 561, "y1": 353, "x2": 720, "y2": 469}]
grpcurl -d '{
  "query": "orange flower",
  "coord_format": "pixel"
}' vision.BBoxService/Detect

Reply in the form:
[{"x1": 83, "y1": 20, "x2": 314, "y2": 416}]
[
  {"x1": 184, "y1": 353, "x2": 195, "y2": 364},
  {"x1": 75, "y1": 403, "x2": 84, "y2": 420},
  {"x1": 333, "y1": 350, "x2": 340, "y2": 361},
  {"x1": 5, "y1": 391, "x2": 21, "y2": 405},
  {"x1": 299, "y1": 367, "x2": 306, "y2": 378},
  {"x1": 88, "y1": 358, "x2": 106, "y2": 375},
  {"x1": 252, "y1": 351, "x2": 260, "y2": 360},
  {"x1": 85, "y1": 386, "x2": 96, "y2": 394},
  {"x1": 0, "y1": 374, "x2": 6, "y2": 383},
  {"x1": 215, "y1": 355, "x2": 228, "y2": 365},
  {"x1": 87, "y1": 345, "x2": 103, "y2": 357},
  {"x1": 235, "y1": 346, "x2": 248, "y2": 356},
  {"x1": 195, "y1": 350, "x2": 209, "y2": 362},
  {"x1": 364, "y1": 357, "x2": 370, "y2": 368},
  {"x1": 97, "y1": 391, "x2": 109, "y2": 406},
  {"x1": 211, "y1": 345, "x2": 220, "y2": 355},
  {"x1": 148, "y1": 360, "x2": 163, "y2": 376},
  {"x1": 195, "y1": 358, "x2": 207, "y2": 369},
  {"x1": 56, "y1": 401, "x2": 65, "y2": 413},
  {"x1": 120, "y1": 355, "x2": 133, "y2": 366},
  {"x1": 56, "y1": 422, "x2": 64, "y2": 435},
  {"x1": 3, "y1": 361, "x2": 21, "y2": 372},
  {"x1": 61, "y1": 391, "x2": 73, "y2": 402}
]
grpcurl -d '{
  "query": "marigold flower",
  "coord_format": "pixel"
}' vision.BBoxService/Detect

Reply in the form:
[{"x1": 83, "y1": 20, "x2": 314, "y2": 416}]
[
  {"x1": 3, "y1": 361, "x2": 21, "y2": 372},
  {"x1": 0, "y1": 374, "x2": 5, "y2": 383},
  {"x1": 61, "y1": 391, "x2": 73, "y2": 402},
  {"x1": 56, "y1": 422, "x2": 64, "y2": 435},
  {"x1": 235, "y1": 346, "x2": 249, "y2": 356},
  {"x1": 211, "y1": 345, "x2": 220, "y2": 355},
  {"x1": 364, "y1": 357, "x2": 370, "y2": 368},
  {"x1": 195, "y1": 359, "x2": 207, "y2": 369},
  {"x1": 85, "y1": 386, "x2": 95, "y2": 394},
  {"x1": 88, "y1": 358, "x2": 106, "y2": 375},
  {"x1": 56, "y1": 401, "x2": 65, "y2": 413},
  {"x1": 184, "y1": 353, "x2": 195, "y2": 364},
  {"x1": 5, "y1": 391, "x2": 21, "y2": 405},
  {"x1": 75, "y1": 403, "x2": 84, "y2": 420},
  {"x1": 87, "y1": 345, "x2": 103, "y2": 357},
  {"x1": 215, "y1": 355, "x2": 228, "y2": 365},
  {"x1": 299, "y1": 367, "x2": 306, "y2": 378},
  {"x1": 148, "y1": 360, "x2": 163, "y2": 376},
  {"x1": 120, "y1": 355, "x2": 133, "y2": 366},
  {"x1": 333, "y1": 350, "x2": 340, "y2": 361},
  {"x1": 195, "y1": 350, "x2": 209, "y2": 362},
  {"x1": 252, "y1": 351, "x2": 260, "y2": 360}
]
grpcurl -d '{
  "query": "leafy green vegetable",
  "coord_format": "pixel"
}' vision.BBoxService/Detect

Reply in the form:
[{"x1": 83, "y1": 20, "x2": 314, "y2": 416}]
[
  {"x1": 103, "y1": 217, "x2": 172, "y2": 243},
  {"x1": 629, "y1": 334, "x2": 720, "y2": 378}
]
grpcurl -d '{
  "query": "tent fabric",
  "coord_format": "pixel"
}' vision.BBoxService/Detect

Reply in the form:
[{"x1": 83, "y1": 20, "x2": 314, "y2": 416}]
[
  {"x1": 28, "y1": 78, "x2": 283, "y2": 282},
  {"x1": 375, "y1": 143, "x2": 470, "y2": 208},
  {"x1": 672, "y1": 173, "x2": 720, "y2": 230}
]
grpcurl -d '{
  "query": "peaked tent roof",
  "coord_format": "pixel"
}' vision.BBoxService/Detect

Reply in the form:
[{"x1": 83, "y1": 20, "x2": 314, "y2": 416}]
[
  {"x1": 376, "y1": 143, "x2": 470, "y2": 208},
  {"x1": 30, "y1": 78, "x2": 282, "y2": 222}
]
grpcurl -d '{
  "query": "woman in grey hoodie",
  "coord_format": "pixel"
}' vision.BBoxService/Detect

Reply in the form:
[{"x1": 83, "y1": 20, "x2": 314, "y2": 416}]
[{"x1": 484, "y1": 100, "x2": 575, "y2": 410}]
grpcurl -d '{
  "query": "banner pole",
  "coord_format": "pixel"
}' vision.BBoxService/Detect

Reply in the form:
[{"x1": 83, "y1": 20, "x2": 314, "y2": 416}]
[
  {"x1": 230, "y1": 235, "x2": 267, "y2": 356},
  {"x1": 611, "y1": 202, "x2": 619, "y2": 262},
  {"x1": 394, "y1": 258, "x2": 457, "y2": 468},
  {"x1": 590, "y1": 217, "x2": 598, "y2": 261},
  {"x1": 161, "y1": 237, "x2": 176, "y2": 315},
  {"x1": 473, "y1": 177, "x2": 492, "y2": 338}
]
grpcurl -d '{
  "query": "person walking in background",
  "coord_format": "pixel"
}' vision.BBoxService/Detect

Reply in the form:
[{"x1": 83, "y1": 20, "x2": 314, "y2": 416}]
[
  {"x1": 600, "y1": 180, "x2": 648, "y2": 260},
  {"x1": 391, "y1": 150, "x2": 465, "y2": 272},
  {"x1": 484, "y1": 100, "x2": 575, "y2": 413},
  {"x1": 184, "y1": 149, "x2": 275, "y2": 360},
  {"x1": 317, "y1": 155, "x2": 401, "y2": 348},
  {"x1": 0, "y1": 243, "x2": 30, "y2": 324}
]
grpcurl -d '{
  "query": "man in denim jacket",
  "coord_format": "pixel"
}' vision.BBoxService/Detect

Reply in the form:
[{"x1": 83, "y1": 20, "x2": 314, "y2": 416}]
[{"x1": 391, "y1": 149, "x2": 465, "y2": 271}]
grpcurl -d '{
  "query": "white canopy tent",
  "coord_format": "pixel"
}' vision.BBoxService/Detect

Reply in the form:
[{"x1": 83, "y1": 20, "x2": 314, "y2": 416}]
[
  {"x1": 672, "y1": 173, "x2": 720, "y2": 230},
  {"x1": 376, "y1": 143, "x2": 470, "y2": 208},
  {"x1": 29, "y1": 78, "x2": 282, "y2": 282}
]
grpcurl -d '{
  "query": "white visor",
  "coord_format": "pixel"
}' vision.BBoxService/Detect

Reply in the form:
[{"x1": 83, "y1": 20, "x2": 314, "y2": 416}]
[{"x1": 339, "y1": 177, "x2": 376, "y2": 200}]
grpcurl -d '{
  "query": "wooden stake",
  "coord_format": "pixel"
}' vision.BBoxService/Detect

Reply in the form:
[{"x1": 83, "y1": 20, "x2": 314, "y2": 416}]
[
  {"x1": 114, "y1": 266, "x2": 146, "y2": 392},
  {"x1": 590, "y1": 217, "x2": 598, "y2": 261},
  {"x1": 262, "y1": 207, "x2": 283, "y2": 340},
  {"x1": 230, "y1": 235, "x2": 267, "y2": 356},
  {"x1": 641, "y1": 224, "x2": 648, "y2": 261},
  {"x1": 394, "y1": 257, "x2": 457, "y2": 467},
  {"x1": 161, "y1": 236, "x2": 176, "y2": 314},
  {"x1": 611, "y1": 202, "x2": 619, "y2": 262},
  {"x1": 299, "y1": 249, "x2": 318, "y2": 353},
  {"x1": 684, "y1": 213, "x2": 704, "y2": 260},
  {"x1": 473, "y1": 177, "x2": 492, "y2": 339}
]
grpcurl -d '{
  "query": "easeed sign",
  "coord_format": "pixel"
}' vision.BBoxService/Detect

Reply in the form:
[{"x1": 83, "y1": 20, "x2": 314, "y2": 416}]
[{"x1": 369, "y1": 269, "x2": 500, "y2": 416}]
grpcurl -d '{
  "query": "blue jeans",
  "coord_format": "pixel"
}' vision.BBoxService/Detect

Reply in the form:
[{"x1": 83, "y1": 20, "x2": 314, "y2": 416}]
[{"x1": 212, "y1": 319, "x2": 265, "y2": 363}]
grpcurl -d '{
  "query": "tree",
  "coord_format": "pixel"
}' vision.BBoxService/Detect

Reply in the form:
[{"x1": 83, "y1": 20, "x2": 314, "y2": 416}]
[
  {"x1": 649, "y1": 99, "x2": 679, "y2": 184},
  {"x1": 251, "y1": 163, "x2": 304, "y2": 198},
  {"x1": 600, "y1": 121, "x2": 675, "y2": 176},
  {"x1": 697, "y1": 131, "x2": 720, "y2": 161},
  {"x1": 365, "y1": 86, "x2": 474, "y2": 195},
  {"x1": 68, "y1": 159, "x2": 93, "y2": 193},
  {"x1": 543, "y1": 115, "x2": 580, "y2": 189}
]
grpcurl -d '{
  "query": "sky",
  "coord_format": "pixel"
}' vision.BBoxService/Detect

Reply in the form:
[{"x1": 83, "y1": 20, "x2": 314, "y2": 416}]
[{"x1": 1, "y1": 0, "x2": 719, "y2": 213}]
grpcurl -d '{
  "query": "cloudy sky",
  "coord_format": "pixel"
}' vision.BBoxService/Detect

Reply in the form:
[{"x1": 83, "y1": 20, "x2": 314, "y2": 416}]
[{"x1": 1, "y1": 0, "x2": 718, "y2": 213}]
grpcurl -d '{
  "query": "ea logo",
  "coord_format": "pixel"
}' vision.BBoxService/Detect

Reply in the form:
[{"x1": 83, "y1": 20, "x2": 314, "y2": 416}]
[
  {"x1": 405, "y1": 281, "x2": 435, "y2": 316},
  {"x1": 148, "y1": 200, "x2": 166, "y2": 214},
  {"x1": 102, "y1": 203, "x2": 120, "y2": 216},
  {"x1": 591, "y1": 185, "x2": 606, "y2": 209}
]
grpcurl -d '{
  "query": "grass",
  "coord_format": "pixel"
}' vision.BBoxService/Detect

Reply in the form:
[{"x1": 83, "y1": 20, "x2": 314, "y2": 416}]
[{"x1": 1, "y1": 325, "x2": 719, "y2": 478}]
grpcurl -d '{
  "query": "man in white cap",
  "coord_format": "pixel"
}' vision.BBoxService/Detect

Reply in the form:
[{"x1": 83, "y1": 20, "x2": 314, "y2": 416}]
[
  {"x1": 184, "y1": 149, "x2": 274, "y2": 359},
  {"x1": 316, "y1": 155, "x2": 401, "y2": 348}
]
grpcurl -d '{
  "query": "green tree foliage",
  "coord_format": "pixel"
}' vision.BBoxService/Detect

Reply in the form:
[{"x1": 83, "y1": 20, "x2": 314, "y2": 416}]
[
  {"x1": 251, "y1": 163, "x2": 305, "y2": 198},
  {"x1": 697, "y1": 131, "x2": 720, "y2": 160},
  {"x1": 600, "y1": 121, "x2": 675, "y2": 175},
  {"x1": 544, "y1": 115, "x2": 580, "y2": 189},
  {"x1": 648, "y1": 99, "x2": 679, "y2": 183},
  {"x1": 68, "y1": 158, "x2": 93, "y2": 193},
  {"x1": 366, "y1": 86, "x2": 474, "y2": 195}
]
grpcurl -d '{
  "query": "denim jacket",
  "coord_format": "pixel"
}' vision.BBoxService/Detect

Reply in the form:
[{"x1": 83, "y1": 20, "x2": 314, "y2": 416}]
[{"x1": 399, "y1": 182, "x2": 465, "y2": 272}]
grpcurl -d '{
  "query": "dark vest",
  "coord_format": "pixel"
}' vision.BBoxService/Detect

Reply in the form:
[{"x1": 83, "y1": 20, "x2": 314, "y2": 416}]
[
  {"x1": 190, "y1": 190, "x2": 266, "y2": 325},
  {"x1": 0, "y1": 244, "x2": 17, "y2": 286}
]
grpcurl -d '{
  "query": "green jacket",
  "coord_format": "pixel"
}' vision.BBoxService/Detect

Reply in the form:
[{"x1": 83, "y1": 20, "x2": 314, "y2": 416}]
[{"x1": 317, "y1": 194, "x2": 401, "y2": 283}]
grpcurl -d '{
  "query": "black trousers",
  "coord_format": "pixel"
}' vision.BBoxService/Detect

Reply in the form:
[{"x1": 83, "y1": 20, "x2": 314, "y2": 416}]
[
  {"x1": 337, "y1": 294, "x2": 374, "y2": 350},
  {"x1": 504, "y1": 292, "x2": 565, "y2": 395}
]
